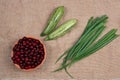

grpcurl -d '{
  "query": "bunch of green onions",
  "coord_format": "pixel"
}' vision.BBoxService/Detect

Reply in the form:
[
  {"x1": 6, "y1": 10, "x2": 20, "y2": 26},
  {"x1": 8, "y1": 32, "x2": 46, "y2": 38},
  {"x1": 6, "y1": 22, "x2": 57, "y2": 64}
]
[{"x1": 54, "y1": 15, "x2": 119, "y2": 78}]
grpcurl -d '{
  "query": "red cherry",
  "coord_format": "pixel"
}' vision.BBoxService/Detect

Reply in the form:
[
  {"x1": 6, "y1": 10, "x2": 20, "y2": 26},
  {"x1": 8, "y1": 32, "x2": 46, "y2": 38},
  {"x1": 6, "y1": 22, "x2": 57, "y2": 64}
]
[
  {"x1": 16, "y1": 52, "x2": 20, "y2": 55},
  {"x1": 25, "y1": 58, "x2": 29, "y2": 61},
  {"x1": 16, "y1": 58, "x2": 20, "y2": 62}
]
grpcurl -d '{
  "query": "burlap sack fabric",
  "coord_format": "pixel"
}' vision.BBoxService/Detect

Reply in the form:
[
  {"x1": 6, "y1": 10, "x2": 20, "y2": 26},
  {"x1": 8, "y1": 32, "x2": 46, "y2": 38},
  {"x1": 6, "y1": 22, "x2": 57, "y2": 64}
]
[{"x1": 0, "y1": 0, "x2": 120, "y2": 79}]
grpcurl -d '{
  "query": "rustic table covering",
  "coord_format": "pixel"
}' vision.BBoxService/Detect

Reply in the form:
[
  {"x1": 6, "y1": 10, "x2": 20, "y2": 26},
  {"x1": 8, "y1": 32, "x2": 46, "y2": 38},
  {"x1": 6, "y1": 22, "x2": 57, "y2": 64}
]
[{"x1": 0, "y1": 0, "x2": 120, "y2": 80}]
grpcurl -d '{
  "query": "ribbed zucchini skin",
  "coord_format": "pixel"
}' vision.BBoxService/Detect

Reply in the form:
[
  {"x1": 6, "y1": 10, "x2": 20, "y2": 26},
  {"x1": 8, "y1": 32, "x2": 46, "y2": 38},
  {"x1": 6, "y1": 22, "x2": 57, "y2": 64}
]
[
  {"x1": 41, "y1": 6, "x2": 64, "y2": 36},
  {"x1": 45, "y1": 19, "x2": 77, "y2": 40}
]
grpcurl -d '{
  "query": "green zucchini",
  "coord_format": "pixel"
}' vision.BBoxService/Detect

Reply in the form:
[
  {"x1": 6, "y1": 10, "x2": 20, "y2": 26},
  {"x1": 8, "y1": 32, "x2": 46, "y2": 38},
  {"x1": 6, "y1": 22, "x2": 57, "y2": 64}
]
[
  {"x1": 41, "y1": 6, "x2": 64, "y2": 36},
  {"x1": 45, "y1": 19, "x2": 77, "y2": 40}
]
